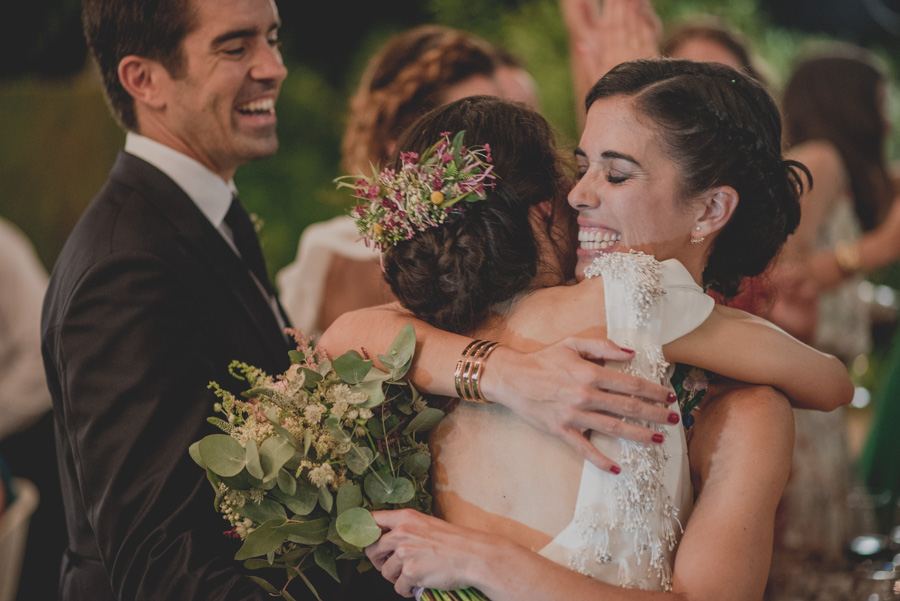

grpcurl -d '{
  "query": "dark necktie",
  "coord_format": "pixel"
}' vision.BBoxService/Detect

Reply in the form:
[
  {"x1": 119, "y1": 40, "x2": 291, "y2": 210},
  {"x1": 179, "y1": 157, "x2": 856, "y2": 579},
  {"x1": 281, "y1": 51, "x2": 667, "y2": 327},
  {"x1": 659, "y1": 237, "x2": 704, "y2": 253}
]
[{"x1": 224, "y1": 196, "x2": 274, "y2": 295}]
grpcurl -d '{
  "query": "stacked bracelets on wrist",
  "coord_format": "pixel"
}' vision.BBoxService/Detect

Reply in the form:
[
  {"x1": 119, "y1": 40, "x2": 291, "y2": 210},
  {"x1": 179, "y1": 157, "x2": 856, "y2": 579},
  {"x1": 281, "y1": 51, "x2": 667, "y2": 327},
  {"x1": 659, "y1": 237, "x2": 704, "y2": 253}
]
[
  {"x1": 454, "y1": 339, "x2": 501, "y2": 404},
  {"x1": 834, "y1": 240, "x2": 862, "y2": 275}
]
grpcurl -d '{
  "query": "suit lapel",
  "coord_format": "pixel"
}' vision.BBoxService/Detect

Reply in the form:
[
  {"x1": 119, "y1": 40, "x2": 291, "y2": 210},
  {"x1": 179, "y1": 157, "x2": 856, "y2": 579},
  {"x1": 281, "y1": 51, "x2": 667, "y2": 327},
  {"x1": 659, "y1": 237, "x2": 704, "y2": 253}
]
[{"x1": 109, "y1": 152, "x2": 292, "y2": 366}]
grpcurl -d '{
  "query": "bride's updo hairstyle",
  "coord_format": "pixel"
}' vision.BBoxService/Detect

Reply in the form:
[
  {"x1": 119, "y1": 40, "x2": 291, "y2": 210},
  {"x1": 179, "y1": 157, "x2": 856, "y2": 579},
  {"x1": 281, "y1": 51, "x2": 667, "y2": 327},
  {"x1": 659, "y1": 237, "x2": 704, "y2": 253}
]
[
  {"x1": 586, "y1": 59, "x2": 808, "y2": 298},
  {"x1": 382, "y1": 95, "x2": 573, "y2": 335}
]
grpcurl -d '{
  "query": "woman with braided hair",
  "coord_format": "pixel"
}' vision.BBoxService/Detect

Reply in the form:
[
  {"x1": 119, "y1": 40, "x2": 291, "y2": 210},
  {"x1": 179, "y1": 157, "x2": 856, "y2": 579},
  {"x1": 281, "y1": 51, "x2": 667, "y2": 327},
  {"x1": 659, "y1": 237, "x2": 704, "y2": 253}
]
[
  {"x1": 277, "y1": 25, "x2": 505, "y2": 337},
  {"x1": 321, "y1": 59, "x2": 852, "y2": 600}
]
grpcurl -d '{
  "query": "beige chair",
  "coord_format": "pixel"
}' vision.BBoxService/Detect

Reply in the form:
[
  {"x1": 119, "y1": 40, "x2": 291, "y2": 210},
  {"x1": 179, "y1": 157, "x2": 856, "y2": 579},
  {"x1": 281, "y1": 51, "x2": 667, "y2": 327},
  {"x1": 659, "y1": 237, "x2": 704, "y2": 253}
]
[{"x1": 0, "y1": 478, "x2": 39, "y2": 601}]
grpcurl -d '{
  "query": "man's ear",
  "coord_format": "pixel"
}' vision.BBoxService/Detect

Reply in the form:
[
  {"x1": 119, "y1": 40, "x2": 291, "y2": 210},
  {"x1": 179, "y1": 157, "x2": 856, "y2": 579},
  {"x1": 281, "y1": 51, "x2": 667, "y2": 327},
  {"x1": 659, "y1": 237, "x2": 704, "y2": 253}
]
[
  {"x1": 118, "y1": 55, "x2": 170, "y2": 110},
  {"x1": 694, "y1": 186, "x2": 738, "y2": 240}
]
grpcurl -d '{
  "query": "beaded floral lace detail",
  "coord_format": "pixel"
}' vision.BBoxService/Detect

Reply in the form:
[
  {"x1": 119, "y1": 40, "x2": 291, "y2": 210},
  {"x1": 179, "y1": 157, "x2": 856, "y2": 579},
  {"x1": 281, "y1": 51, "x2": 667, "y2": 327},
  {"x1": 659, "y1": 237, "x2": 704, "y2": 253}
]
[{"x1": 574, "y1": 251, "x2": 681, "y2": 591}]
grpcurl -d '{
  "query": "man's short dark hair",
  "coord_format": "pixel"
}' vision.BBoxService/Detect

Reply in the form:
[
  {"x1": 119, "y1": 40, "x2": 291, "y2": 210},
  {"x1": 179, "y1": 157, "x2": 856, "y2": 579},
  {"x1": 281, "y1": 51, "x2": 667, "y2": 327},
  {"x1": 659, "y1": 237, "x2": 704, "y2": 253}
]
[{"x1": 81, "y1": 0, "x2": 197, "y2": 130}]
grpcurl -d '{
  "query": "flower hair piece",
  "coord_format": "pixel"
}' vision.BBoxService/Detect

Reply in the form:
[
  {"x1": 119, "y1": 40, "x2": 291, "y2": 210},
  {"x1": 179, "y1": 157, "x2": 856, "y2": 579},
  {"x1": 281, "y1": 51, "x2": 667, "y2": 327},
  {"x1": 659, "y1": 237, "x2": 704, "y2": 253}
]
[{"x1": 338, "y1": 130, "x2": 497, "y2": 252}]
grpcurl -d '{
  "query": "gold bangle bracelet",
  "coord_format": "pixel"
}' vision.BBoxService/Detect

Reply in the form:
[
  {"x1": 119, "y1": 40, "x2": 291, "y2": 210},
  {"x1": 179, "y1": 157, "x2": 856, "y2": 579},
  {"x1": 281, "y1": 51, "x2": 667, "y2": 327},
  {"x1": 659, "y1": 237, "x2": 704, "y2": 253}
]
[
  {"x1": 455, "y1": 340, "x2": 487, "y2": 400},
  {"x1": 453, "y1": 339, "x2": 499, "y2": 403},
  {"x1": 470, "y1": 341, "x2": 501, "y2": 403}
]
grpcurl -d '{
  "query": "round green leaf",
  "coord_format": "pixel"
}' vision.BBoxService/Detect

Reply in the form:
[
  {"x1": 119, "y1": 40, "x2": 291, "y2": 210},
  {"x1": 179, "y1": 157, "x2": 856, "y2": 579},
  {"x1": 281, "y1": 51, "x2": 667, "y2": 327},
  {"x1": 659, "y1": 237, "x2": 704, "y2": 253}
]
[
  {"x1": 318, "y1": 486, "x2": 334, "y2": 513},
  {"x1": 402, "y1": 452, "x2": 431, "y2": 477},
  {"x1": 333, "y1": 351, "x2": 373, "y2": 385},
  {"x1": 245, "y1": 439, "x2": 264, "y2": 479},
  {"x1": 276, "y1": 468, "x2": 297, "y2": 496},
  {"x1": 282, "y1": 517, "x2": 330, "y2": 545},
  {"x1": 188, "y1": 440, "x2": 206, "y2": 469},
  {"x1": 402, "y1": 407, "x2": 445, "y2": 435},
  {"x1": 236, "y1": 498, "x2": 287, "y2": 524},
  {"x1": 272, "y1": 476, "x2": 318, "y2": 516},
  {"x1": 259, "y1": 435, "x2": 295, "y2": 481},
  {"x1": 198, "y1": 434, "x2": 246, "y2": 477},
  {"x1": 364, "y1": 473, "x2": 415, "y2": 504},
  {"x1": 235, "y1": 518, "x2": 288, "y2": 560},
  {"x1": 344, "y1": 445, "x2": 374, "y2": 475},
  {"x1": 336, "y1": 483, "x2": 363, "y2": 514},
  {"x1": 335, "y1": 507, "x2": 381, "y2": 547}
]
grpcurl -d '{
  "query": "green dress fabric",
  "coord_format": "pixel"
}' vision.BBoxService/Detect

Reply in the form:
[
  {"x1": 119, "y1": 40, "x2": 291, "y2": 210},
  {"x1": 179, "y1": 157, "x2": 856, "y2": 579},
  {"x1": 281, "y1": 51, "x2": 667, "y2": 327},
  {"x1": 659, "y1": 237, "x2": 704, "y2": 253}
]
[{"x1": 859, "y1": 331, "x2": 900, "y2": 532}]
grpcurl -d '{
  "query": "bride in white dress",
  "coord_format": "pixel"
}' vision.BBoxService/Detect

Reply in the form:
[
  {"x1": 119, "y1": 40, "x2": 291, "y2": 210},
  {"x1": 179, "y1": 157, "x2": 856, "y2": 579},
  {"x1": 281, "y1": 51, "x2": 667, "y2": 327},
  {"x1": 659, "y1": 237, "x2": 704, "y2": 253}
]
[{"x1": 321, "y1": 60, "x2": 852, "y2": 600}]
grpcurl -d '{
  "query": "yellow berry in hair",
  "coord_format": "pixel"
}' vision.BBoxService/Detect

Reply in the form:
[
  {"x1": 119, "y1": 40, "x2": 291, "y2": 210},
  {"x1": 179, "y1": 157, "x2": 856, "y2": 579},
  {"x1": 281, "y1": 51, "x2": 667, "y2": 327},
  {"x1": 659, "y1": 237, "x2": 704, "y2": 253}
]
[
  {"x1": 430, "y1": 191, "x2": 445, "y2": 205},
  {"x1": 373, "y1": 224, "x2": 383, "y2": 236}
]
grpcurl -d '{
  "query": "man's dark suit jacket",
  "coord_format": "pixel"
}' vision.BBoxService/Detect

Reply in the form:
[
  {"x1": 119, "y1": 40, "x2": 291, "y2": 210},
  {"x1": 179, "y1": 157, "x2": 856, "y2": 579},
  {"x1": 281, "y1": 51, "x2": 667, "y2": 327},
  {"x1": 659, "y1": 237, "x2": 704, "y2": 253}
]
[{"x1": 41, "y1": 152, "x2": 400, "y2": 600}]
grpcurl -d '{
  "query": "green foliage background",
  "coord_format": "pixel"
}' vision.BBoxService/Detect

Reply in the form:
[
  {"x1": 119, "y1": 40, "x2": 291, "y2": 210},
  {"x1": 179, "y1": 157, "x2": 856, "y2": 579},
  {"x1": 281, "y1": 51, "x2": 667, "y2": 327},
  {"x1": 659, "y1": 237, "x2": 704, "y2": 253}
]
[{"x1": 0, "y1": 0, "x2": 897, "y2": 282}]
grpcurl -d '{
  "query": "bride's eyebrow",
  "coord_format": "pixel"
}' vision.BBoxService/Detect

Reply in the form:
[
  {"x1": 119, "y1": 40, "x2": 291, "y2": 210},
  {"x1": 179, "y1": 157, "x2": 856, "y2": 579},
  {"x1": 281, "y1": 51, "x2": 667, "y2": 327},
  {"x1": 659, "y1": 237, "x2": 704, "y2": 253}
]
[
  {"x1": 574, "y1": 148, "x2": 587, "y2": 159},
  {"x1": 601, "y1": 151, "x2": 642, "y2": 167}
]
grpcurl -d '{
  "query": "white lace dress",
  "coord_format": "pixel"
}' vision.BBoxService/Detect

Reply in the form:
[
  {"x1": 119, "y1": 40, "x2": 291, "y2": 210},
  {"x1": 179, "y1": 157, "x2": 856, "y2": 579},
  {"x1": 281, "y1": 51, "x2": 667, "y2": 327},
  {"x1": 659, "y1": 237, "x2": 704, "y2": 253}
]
[{"x1": 431, "y1": 252, "x2": 713, "y2": 591}]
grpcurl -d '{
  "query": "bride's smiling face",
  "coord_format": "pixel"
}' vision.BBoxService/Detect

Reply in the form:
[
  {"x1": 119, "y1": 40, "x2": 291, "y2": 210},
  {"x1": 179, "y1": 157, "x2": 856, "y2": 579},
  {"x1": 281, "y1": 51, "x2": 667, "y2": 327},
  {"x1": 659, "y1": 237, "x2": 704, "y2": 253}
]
[{"x1": 569, "y1": 96, "x2": 699, "y2": 280}]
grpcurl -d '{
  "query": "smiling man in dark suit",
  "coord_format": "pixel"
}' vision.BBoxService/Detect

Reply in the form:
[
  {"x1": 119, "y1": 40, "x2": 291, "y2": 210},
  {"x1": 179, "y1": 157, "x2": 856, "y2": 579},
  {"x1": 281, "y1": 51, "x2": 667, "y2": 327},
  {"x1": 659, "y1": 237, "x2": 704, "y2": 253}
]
[{"x1": 41, "y1": 0, "x2": 303, "y2": 598}]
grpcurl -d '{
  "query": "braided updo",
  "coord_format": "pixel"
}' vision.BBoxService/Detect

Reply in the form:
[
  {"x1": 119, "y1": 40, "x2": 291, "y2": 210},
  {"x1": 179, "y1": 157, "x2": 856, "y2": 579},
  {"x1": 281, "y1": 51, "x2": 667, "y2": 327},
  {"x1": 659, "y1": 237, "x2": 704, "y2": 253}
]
[
  {"x1": 341, "y1": 25, "x2": 498, "y2": 173},
  {"x1": 383, "y1": 96, "x2": 574, "y2": 335},
  {"x1": 586, "y1": 59, "x2": 809, "y2": 297}
]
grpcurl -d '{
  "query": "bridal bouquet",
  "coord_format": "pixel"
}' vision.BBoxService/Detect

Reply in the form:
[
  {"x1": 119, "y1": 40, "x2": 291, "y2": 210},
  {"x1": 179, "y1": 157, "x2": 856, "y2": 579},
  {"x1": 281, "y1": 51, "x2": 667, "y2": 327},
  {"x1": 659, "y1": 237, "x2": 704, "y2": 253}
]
[{"x1": 190, "y1": 324, "x2": 445, "y2": 600}]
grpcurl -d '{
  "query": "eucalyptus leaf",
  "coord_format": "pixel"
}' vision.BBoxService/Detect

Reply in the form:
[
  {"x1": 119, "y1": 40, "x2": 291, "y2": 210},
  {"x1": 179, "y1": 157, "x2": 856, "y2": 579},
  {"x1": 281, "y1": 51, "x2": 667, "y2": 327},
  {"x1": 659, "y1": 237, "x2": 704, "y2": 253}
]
[
  {"x1": 198, "y1": 434, "x2": 246, "y2": 477},
  {"x1": 336, "y1": 549, "x2": 367, "y2": 561},
  {"x1": 376, "y1": 323, "x2": 415, "y2": 380},
  {"x1": 299, "y1": 367, "x2": 323, "y2": 387},
  {"x1": 248, "y1": 575, "x2": 280, "y2": 594},
  {"x1": 236, "y1": 498, "x2": 287, "y2": 524},
  {"x1": 314, "y1": 544, "x2": 341, "y2": 582},
  {"x1": 367, "y1": 414, "x2": 401, "y2": 439},
  {"x1": 344, "y1": 445, "x2": 374, "y2": 475},
  {"x1": 333, "y1": 351, "x2": 373, "y2": 385},
  {"x1": 335, "y1": 507, "x2": 382, "y2": 547},
  {"x1": 188, "y1": 440, "x2": 205, "y2": 469},
  {"x1": 245, "y1": 439, "x2": 264, "y2": 479},
  {"x1": 401, "y1": 452, "x2": 431, "y2": 477},
  {"x1": 303, "y1": 430, "x2": 312, "y2": 456},
  {"x1": 288, "y1": 350, "x2": 305, "y2": 364},
  {"x1": 282, "y1": 517, "x2": 330, "y2": 545},
  {"x1": 272, "y1": 476, "x2": 318, "y2": 516},
  {"x1": 325, "y1": 416, "x2": 351, "y2": 445},
  {"x1": 317, "y1": 359, "x2": 332, "y2": 377},
  {"x1": 402, "y1": 407, "x2": 445, "y2": 435},
  {"x1": 336, "y1": 483, "x2": 363, "y2": 514},
  {"x1": 259, "y1": 435, "x2": 296, "y2": 481},
  {"x1": 244, "y1": 558, "x2": 275, "y2": 570},
  {"x1": 364, "y1": 473, "x2": 415, "y2": 504},
  {"x1": 318, "y1": 486, "x2": 334, "y2": 513},
  {"x1": 235, "y1": 518, "x2": 289, "y2": 560},
  {"x1": 352, "y1": 379, "x2": 384, "y2": 409},
  {"x1": 276, "y1": 468, "x2": 297, "y2": 496}
]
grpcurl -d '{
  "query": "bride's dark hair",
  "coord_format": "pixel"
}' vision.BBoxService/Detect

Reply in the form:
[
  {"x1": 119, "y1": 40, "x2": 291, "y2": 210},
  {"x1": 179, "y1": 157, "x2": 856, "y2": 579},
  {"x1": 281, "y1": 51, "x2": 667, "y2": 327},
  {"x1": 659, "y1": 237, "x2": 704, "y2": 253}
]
[{"x1": 383, "y1": 95, "x2": 574, "y2": 335}]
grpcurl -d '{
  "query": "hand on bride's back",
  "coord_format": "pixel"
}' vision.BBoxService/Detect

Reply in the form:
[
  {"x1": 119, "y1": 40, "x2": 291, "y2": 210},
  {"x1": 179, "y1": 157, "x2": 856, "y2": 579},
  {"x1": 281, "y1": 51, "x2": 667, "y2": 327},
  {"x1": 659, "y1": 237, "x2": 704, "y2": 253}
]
[{"x1": 481, "y1": 337, "x2": 679, "y2": 474}]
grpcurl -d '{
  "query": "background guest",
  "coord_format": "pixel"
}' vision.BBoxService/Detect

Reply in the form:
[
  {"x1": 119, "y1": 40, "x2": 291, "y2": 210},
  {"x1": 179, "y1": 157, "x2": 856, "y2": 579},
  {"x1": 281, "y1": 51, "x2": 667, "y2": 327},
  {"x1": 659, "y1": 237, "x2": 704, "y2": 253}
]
[{"x1": 277, "y1": 25, "x2": 503, "y2": 337}]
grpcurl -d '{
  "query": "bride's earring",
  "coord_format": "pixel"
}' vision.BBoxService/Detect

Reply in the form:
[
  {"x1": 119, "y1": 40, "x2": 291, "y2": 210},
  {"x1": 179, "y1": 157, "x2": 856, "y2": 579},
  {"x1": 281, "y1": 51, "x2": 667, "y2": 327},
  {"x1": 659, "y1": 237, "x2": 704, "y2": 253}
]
[{"x1": 690, "y1": 225, "x2": 705, "y2": 244}]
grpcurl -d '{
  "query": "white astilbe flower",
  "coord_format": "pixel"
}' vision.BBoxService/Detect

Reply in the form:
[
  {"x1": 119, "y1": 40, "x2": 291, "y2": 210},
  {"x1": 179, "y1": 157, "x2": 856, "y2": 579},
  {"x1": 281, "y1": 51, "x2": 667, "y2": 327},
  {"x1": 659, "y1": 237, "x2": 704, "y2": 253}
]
[
  {"x1": 304, "y1": 402, "x2": 326, "y2": 425},
  {"x1": 233, "y1": 413, "x2": 275, "y2": 446},
  {"x1": 327, "y1": 383, "x2": 368, "y2": 406},
  {"x1": 330, "y1": 400, "x2": 350, "y2": 420},
  {"x1": 308, "y1": 463, "x2": 335, "y2": 488}
]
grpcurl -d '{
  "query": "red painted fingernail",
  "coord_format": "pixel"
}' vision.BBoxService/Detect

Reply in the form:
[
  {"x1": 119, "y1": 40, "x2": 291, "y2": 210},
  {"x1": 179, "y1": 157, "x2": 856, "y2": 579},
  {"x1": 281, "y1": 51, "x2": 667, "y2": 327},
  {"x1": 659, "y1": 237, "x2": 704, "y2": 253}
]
[
  {"x1": 668, "y1": 412, "x2": 681, "y2": 424},
  {"x1": 666, "y1": 392, "x2": 677, "y2": 404},
  {"x1": 620, "y1": 347, "x2": 634, "y2": 354},
  {"x1": 610, "y1": 465, "x2": 621, "y2": 475},
  {"x1": 652, "y1": 433, "x2": 664, "y2": 443}
]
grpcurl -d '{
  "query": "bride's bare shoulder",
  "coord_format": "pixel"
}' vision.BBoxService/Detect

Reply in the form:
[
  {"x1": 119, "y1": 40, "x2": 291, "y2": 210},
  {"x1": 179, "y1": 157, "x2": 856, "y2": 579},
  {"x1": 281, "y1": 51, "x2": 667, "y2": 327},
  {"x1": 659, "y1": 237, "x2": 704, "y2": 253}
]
[{"x1": 500, "y1": 278, "x2": 607, "y2": 342}]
